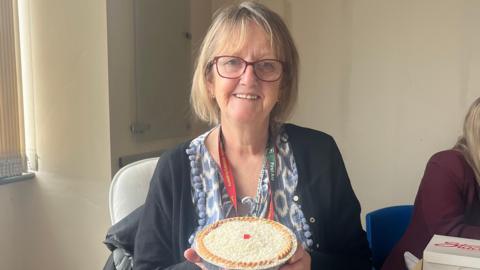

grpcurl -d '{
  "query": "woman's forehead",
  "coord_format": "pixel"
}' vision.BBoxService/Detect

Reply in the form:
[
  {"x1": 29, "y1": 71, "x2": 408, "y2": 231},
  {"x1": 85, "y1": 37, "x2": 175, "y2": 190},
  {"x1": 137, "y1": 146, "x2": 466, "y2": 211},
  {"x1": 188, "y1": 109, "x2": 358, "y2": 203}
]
[
  {"x1": 217, "y1": 43, "x2": 275, "y2": 58},
  {"x1": 214, "y1": 23, "x2": 278, "y2": 58}
]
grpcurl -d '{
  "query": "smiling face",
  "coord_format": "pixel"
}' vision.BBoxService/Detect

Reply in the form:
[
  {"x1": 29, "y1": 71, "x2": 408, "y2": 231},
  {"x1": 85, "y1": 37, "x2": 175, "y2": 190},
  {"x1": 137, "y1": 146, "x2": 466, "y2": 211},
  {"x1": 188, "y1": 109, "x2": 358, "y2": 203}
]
[{"x1": 207, "y1": 23, "x2": 281, "y2": 127}]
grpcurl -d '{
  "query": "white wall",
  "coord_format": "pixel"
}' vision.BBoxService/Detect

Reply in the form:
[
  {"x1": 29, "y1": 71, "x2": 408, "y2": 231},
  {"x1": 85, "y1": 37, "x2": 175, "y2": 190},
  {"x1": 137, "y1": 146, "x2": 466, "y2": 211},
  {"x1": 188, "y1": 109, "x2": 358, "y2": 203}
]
[
  {"x1": 285, "y1": 0, "x2": 480, "y2": 217},
  {"x1": 107, "y1": 0, "x2": 212, "y2": 174},
  {"x1": 0, "y1": 0, "x2": 111, "y2": 269}
]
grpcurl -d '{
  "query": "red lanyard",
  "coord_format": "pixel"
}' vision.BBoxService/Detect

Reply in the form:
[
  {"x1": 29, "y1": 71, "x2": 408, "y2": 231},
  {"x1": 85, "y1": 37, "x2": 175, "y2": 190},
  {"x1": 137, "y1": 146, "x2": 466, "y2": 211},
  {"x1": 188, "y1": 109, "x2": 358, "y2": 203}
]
[{"x1": 218, "y1": 129, "x2": 276, "y2": 220}]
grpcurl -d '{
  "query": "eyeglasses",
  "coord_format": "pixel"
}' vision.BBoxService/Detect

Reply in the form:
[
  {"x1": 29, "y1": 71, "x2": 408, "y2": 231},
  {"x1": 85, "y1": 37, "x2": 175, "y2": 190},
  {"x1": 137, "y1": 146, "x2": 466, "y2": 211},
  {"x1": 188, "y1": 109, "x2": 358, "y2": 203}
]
[{"x1": 212, "y1": 56, "x2": 284, "y2": 82}]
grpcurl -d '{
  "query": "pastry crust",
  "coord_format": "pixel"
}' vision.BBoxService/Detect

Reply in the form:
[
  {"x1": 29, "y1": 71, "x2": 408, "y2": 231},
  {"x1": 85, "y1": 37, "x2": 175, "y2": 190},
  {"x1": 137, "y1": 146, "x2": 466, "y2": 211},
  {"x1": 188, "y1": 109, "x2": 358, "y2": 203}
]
[{"x1": 195, "y1": 217, "x2": 297, "y2": 269}]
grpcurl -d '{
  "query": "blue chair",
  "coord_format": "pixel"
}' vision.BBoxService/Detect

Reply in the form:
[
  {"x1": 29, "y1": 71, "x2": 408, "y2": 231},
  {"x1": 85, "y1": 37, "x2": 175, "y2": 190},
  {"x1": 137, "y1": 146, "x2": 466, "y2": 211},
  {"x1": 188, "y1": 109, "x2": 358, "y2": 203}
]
[{"x1": 366, "y1": 205, "x2": 414, "y2": 270}]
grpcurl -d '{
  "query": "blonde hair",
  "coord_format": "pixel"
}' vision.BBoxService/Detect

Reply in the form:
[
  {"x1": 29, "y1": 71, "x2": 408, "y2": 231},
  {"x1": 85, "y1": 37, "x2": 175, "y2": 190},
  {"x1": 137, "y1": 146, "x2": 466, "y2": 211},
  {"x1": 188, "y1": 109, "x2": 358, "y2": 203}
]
[
  {"x1": 455, "y1": 97, "x2": 480, "y2": 185},
  {"x1": 190, "y1": 1, "x2": 299, "y2": 128}
]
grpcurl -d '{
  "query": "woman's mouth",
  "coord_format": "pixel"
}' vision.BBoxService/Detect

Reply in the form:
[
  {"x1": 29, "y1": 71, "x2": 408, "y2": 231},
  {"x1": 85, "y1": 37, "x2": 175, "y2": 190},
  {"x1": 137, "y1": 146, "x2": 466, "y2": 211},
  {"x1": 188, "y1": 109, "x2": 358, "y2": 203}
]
[{"x1": 233, "y1": 93, "x2": 259, "y2": 100}]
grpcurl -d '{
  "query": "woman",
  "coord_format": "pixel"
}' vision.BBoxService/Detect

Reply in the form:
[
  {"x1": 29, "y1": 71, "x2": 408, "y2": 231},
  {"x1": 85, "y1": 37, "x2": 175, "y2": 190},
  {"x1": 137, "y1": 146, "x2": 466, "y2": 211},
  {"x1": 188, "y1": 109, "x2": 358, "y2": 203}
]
[
  {"x1": 382, "y1": 97, "x2": 480, "y2": 270},
  {"x1": 134, "y1": 2, "x2": 371, "y2": 269}
]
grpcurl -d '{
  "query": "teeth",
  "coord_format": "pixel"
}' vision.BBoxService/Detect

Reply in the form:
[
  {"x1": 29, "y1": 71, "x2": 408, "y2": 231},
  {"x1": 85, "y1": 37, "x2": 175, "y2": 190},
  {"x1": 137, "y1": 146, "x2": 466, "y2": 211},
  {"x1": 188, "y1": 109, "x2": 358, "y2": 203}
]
[{"x1": 235, "y1": 94, "x2": 259, "y2": 100}]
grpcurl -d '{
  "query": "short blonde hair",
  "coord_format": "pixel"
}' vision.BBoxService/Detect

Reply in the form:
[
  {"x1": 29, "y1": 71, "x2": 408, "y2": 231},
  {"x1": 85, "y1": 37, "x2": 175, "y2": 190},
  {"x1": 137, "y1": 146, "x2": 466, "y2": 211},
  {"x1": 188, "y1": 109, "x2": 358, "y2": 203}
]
[
  {"x1": 455, "y1": 97, "x2": 480, "y2": 185},
  {"x1": 190, "y1": 1, "x2": 299, "y2": 127}
]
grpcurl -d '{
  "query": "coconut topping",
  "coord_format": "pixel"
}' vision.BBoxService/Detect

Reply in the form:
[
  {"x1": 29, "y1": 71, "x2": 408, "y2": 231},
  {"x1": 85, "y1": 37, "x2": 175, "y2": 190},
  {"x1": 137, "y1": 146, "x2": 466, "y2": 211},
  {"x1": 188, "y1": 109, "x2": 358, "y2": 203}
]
[{"x1": 202, "y1": 219, "x2": 290, "y2": 263}]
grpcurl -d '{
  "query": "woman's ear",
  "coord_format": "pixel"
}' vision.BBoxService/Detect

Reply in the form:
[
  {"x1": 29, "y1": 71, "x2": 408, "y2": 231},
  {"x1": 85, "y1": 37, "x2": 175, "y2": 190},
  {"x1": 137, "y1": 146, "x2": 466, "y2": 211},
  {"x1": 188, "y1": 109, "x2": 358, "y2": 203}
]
[
  {"x1": 208, "y1": 88, "x2": 215, "y2": 99},
  {"x1": 206, "y1": 77, "x2": 215, "y2": 99}
]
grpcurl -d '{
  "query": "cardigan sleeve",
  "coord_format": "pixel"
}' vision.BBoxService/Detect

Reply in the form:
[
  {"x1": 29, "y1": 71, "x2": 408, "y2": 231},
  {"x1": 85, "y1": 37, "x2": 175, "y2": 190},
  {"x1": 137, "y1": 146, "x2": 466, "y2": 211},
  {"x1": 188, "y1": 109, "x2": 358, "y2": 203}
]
[
  {"x1": 285, "y1": 124, "x2": 372, "y2": 269},
  {"x1": 133, "y1": 151, "x2": 199, "y2": 270},
  {"x1": 418, "y1": 153, "x2": 480, "y2": 238},
  {"x1": 308, "y1": 137, "x2": 372, "y2": 270}
]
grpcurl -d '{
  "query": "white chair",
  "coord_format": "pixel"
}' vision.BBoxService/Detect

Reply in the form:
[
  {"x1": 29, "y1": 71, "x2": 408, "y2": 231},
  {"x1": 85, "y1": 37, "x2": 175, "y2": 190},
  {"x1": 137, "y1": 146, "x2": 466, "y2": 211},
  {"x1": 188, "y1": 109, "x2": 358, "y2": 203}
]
[{"x1": 109, "y1": 157, "x2": 159, "y2": 224}]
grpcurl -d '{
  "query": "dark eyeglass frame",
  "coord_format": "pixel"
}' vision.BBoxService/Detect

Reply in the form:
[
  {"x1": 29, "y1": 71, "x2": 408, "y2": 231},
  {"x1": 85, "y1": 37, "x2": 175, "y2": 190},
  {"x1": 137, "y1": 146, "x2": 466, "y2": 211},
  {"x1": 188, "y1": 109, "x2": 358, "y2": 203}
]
[{"x1": 211, "y1": 56, "x2": 284, "y2": 82}]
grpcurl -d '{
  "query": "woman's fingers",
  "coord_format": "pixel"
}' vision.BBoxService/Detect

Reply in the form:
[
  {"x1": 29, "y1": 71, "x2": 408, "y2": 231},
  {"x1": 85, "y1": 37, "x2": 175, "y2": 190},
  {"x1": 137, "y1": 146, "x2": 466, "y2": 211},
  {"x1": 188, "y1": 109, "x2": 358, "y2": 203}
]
[
  {"x1": 184, "y1": 248, "x2": 202, "y2": 263},
  {"x1": 184, "y1": 248, "x2": 209, "y2": 270},
  {"x1": 280, "y1": 244, "x2": 311, "y2": 270},
  {"x1": 288, "y1": 244, "x2": 304, "y2": 264}
]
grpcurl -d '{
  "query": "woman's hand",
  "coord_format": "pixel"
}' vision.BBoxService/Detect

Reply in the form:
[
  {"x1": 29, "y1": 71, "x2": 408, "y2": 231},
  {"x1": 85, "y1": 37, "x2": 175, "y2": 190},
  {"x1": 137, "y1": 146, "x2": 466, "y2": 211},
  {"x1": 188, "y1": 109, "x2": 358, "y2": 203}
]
[
  {"x1": 279, "y1": 244, "x2": 311, "y2": 270},
  {"x1": 185, "y1": 244, "x2": 311, "y2": 270},
  {"x1": 184, "y1": 248, "x2": 208, "y2": 270}
]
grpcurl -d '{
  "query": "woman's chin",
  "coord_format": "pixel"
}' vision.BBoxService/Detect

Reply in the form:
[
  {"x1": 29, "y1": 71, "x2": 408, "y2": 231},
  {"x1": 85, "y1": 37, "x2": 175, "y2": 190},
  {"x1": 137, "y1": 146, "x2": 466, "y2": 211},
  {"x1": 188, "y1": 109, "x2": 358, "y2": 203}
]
[{"x1": 226, "y1": 113, "x2": 268, "y2": 126}]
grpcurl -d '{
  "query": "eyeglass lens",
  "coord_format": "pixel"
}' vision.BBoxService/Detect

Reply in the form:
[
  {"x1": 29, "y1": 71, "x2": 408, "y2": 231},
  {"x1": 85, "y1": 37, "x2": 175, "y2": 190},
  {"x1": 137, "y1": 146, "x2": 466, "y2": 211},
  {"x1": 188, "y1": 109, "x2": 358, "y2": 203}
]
[{"x1": 215, "y1": 56, "x2": 283, "y2": 82}]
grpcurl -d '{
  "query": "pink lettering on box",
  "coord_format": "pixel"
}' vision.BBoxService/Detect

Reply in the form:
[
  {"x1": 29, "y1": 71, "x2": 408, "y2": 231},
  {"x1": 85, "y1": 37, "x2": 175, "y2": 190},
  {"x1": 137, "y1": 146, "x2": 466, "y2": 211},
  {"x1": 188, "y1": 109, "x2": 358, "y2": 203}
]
[{"x1": 434, "y1": 241, "x2": 480, "y2": 252}]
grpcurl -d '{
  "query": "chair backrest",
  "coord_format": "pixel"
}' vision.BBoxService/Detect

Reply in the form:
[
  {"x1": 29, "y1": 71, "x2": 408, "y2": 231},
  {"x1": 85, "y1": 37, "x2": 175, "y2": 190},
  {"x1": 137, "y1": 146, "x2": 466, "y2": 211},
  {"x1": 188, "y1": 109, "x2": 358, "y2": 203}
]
[
  {"x1": 109, "y1": 157, "x2": 159, "y2": 224},
  {"x1": 366, "y1": 205, "x2": 414, "y2": 270}
]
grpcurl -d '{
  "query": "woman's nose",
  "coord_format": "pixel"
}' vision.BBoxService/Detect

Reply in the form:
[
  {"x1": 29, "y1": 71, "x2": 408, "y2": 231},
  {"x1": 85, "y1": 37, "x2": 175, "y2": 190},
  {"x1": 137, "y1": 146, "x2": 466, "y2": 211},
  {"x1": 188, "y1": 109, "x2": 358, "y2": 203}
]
[{"x1": 240, "y1": 64, "x2": 258, "y2": 85}]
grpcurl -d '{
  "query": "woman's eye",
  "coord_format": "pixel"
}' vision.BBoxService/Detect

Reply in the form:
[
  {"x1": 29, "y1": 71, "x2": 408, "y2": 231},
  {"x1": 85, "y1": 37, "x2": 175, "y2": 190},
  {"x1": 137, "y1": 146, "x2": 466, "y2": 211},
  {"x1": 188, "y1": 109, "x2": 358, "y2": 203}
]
[
  {"x1": 257, "y1": 61, "x2": 275, "y2": 71},
  {"x1": 225, "y1": 59, "x2": 242, "y2": 66}
]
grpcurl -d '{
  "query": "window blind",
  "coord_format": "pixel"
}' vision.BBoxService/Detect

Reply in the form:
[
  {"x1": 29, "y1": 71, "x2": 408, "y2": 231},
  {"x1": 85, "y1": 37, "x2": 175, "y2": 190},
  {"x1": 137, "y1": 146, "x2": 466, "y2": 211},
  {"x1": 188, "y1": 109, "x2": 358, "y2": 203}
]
[{"x1": 0, "y1": 0, "x2": 27, "y2": 178}]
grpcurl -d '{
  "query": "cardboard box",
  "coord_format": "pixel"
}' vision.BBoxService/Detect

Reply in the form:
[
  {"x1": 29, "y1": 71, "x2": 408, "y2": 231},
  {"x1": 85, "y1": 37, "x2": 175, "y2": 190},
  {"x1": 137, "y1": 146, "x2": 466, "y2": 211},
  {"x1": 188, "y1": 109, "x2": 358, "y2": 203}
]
[{"x1": 423, "y1": 235, "x2": 480, "y2": 270}]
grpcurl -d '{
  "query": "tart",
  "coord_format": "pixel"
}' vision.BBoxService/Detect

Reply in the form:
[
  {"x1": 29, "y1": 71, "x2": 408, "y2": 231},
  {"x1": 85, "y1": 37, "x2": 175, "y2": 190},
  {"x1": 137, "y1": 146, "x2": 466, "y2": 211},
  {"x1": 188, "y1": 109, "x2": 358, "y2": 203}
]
[{"x1": 194, "y1": 217, "x2": 297, "y2": 270}]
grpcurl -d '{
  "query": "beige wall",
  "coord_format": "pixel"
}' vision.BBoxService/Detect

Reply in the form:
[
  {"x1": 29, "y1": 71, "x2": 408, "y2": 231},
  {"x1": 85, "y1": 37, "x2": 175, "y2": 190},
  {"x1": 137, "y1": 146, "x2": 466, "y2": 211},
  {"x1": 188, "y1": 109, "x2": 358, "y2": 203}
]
[
  {"x1": 107, "y1": 0, "x2": 212, "y2": 174},
  {"x1": 0, "y1": 0, "x2": 111, "y2": 269},
  {"x1": 285, "y1": 0, "x2": 480, "y2": 217}
]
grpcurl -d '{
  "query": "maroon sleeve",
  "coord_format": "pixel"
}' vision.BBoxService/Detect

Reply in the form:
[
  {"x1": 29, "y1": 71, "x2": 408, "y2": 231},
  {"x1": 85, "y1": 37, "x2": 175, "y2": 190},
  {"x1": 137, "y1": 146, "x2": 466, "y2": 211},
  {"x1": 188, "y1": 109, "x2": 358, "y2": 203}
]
[{"x1": 418, "y1": 152, "x2": 480, "y2": 238}]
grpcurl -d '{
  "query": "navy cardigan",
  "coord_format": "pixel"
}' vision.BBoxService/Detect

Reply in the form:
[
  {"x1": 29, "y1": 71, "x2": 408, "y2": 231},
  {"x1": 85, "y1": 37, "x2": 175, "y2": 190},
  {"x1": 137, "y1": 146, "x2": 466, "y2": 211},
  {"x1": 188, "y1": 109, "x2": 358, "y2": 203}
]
[{"x1": 133, "y1": 124, "x2": 371, "y2": 269}]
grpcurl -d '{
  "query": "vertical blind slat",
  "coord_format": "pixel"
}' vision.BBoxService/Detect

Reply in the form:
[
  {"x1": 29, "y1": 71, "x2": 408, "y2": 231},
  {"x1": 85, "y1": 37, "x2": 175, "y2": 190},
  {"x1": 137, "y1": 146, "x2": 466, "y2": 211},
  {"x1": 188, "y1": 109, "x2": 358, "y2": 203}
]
[{"x1": 0, "y1": 0, "x2": 27, "y2": 178}]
